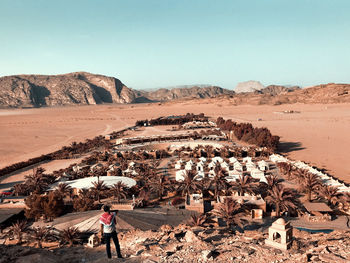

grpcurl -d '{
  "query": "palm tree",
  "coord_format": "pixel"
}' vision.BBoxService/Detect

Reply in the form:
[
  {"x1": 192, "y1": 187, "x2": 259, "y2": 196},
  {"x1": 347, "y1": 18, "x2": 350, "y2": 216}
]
[
  {"x1": 9, "y1": 220, "x2": 28, "y2": 244},
  {"x1": 265, "y1": 174, "x2": 283, "y2": 190},
  {"x1": 60, "y1": 226, "x2": 80, "y2": 247},
  {"x1": 73, "y1": 189, "x2": 96, "y2": 211},
  {"x1": 209, "y1": 168, "x2": 228, "y2": 201},
  {"x1": 298, "y1": 172, "x2": 322, "y2": 201},
  {"x1": 25, "y1": 168, "x2": 48, "y2": 194},
  {"x1": 187, "y1": 214, "x2": 207, "y2": 227},
  {"x1": 213, "y1": 198, "x2": 247, "y2": 231},
  {"x1": 204, "y1": 145, "x2": 214, "y2": 158},
  {"x1": 31, "y1": 227, "x2": 49, "y2": 248},
  {"x1": 265, "y1": 184, "x2": 298, "y2": 217},
  {"x1": 258, "y1": 174, "x2": 282, "y2": 198},
  {"x1": 55, "y1": 183, "x2": 72, "y2": 198},
  {"x1": 177, "y1": 170, "x2": 202, "y2": 203},
  {"x1": 110, "y1": 182, "x2": 128, "y2": 203},
  {"x1": 340, "y1": 192, "x2": 350, "y2": 211},
  {"x1": 292, "y1": 168, "x2": 309, "y2": 183},
  {"x1": 13, "y1": 183, "x2": 30, "y2": 196},
  {"x1": 319, "y1": 185, "x2": 342, "y2": 207},
  {"x1": 231, "y1": 174, "x2": 255, "y2": 196},
  {"x1": 149, "y1": 174, "x2": 173, "y2": 201},
  {"x1": 277, "y1": 162, "x2": 294, "y2": 180},
  {"x1": 91, "y1": 180, "x2": 108, "y2": 203}
]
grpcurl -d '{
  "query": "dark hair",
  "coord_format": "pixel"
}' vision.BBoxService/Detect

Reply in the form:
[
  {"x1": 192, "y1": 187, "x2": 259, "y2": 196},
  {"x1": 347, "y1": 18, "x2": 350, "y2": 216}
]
[{"x1": 103, "y1": 205, "x2": 110, "y2": 212}]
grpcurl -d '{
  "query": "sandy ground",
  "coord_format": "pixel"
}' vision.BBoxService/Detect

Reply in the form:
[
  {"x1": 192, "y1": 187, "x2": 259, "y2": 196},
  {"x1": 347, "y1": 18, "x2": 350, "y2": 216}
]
[{"x1": 0, "y1": 102, "x2": 349, "y2": 182}]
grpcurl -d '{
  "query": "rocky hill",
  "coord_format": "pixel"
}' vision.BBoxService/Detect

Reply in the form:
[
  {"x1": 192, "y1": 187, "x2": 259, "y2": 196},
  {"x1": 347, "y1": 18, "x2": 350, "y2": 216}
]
[
  {"x1": 0, "y1": 72, "x2": 234, "y2": 108},
  {"x1": 0, "y1": 72, "x2": 136, "y2": 108},
  {"x1": 1, "y1": 72, "x2": 349, "y2": 108},
  {"x1": 235, "y1": 80, "x2": 265, "y2": 93},
  {"x1": 256, "y1": 85, "x2": 300, "y2": 96},
  {"x1": 143, "y1": 85, "x2": 234, "y2": 101},
  {"x1": 224, "y1": 83, "x2": 350, "y2": 105}
]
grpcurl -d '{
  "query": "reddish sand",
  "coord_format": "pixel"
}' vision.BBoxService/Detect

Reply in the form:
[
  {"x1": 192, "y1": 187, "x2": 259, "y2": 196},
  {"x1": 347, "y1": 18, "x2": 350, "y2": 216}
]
[{"x1": 0, "y1": 102, "x2": 349, "y2": 182}]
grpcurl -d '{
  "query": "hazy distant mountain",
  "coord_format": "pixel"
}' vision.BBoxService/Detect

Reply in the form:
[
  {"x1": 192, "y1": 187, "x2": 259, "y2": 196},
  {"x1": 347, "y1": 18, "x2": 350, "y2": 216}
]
[
  {"x1": 142, "y1": 85, "x2": 235, "y2": 101},
  {"x1": 0, "y1": 72, "x2": 234, "y2": 108},
  {"x1": 256, "y1": 85, "x2": 301, "y2": 95},
  {"x1": 235, "y1": 80, "x2": 265, "y2": 93}
]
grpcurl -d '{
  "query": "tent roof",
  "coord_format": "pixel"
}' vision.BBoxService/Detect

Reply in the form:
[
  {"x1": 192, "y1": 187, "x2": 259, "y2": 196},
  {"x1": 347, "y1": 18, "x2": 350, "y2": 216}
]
[{"x1": 304, "y1": 202, "x2": 333, "y2": 212}]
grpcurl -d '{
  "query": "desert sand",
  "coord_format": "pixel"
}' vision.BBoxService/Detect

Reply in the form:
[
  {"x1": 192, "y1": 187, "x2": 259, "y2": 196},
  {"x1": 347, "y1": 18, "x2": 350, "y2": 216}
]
[{"x1": 0, "y1": 101, "x2": 349, "y2": 182}]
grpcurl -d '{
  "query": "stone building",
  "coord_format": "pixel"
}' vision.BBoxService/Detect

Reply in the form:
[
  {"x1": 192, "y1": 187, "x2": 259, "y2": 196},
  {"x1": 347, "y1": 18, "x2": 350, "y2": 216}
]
[{"x1": 265, "y1": 218, "x2": 293, "y2": 250}]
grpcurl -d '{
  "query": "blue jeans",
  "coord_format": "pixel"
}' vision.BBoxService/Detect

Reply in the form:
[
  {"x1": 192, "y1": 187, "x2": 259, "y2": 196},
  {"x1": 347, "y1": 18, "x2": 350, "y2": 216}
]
[{"x1": 104, "y1": 231, "x2": 122, "y2": 258}]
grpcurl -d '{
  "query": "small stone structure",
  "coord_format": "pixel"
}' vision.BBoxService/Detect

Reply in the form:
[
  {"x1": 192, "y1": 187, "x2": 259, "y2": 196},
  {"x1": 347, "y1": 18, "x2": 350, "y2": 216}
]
[
  {"x1": 185, "y1": 193, "x2": 205, "y2": 213},
  {"x1": 265, "y1": 218, "x2": 293, "y2": 250},
  {"x1": 87, "y1": 234, "x2": 100, "y2": 248}
]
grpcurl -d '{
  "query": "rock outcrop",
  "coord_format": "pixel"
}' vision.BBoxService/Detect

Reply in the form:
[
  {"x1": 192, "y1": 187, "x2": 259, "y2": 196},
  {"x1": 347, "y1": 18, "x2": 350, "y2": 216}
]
[
  {"x1": 235, "y1": 80, "x2": 265, "y2": 93},
  {"x1": 0, "y1": 72, "x2": 135, "y2": 108},
  {"x1": 144, "y1": 85, "x2": 234, "y2": 101},
  {"x1": 256, "y1": 85, "x2": 300, "y2": 96}
]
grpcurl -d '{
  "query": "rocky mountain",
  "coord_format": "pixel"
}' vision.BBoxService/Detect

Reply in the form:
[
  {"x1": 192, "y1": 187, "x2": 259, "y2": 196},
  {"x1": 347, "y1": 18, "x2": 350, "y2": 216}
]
[
  {"x1": 1, "y1": 72, "x2": 349, "y2": 108},
  {"x1": 226, "y1": 83, "x2": 350, "y2": 105},
  {"x1": 143, "y1": 85, "x2": 234, "y2": 101},
  {"x1": 0, "y1": 72, "x2": 234, "y2": 108},
  {"x1": 235, "y1": 80, "x2": 265, "y2": 93},
  {"x1": 0, "y1": 72, "x2": 136, "y2": 108},
  {"x1": 256, "y1": 85, "x2": 300, "y2": 96}
]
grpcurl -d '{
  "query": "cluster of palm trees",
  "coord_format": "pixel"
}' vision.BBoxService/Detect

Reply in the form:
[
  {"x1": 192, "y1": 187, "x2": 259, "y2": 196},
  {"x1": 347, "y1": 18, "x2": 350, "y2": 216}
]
[
  {"x1": 13, "y1": 168, "x2": 56, "y2": 196},
  {"x1": 7, "y1": 220, "x2": 82, "y2": 248},
  {"x1": 277, "y1": 162, "x2": 349, "y2": 210}
]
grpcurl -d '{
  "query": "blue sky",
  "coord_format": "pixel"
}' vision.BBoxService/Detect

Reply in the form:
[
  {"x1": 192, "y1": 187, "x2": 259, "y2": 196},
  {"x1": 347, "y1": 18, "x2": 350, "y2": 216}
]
[{"x1": 1, "y1": 0, "x2": 349, "y2": 90}]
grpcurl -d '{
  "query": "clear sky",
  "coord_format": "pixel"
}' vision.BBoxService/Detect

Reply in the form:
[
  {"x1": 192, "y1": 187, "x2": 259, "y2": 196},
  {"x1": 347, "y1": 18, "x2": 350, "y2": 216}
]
[{"x1": 1, "y1": 0, "x2": 350, "y2": 90}]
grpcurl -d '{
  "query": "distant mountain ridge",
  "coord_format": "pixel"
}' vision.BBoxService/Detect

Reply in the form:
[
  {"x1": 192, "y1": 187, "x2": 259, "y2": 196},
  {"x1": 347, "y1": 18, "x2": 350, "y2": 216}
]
[
  {"x1": 0, "y1": 72, "x2": 349, "y2": 108},
  {"x1": 0, "y1": 72, "x2": 235, "y2": 108}
]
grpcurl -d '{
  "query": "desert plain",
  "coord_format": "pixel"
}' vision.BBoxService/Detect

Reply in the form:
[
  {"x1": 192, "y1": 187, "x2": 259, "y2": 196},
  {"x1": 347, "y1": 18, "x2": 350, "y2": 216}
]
[{"x1": 0, "y1": 99, "x2": 349, "y2": 183}]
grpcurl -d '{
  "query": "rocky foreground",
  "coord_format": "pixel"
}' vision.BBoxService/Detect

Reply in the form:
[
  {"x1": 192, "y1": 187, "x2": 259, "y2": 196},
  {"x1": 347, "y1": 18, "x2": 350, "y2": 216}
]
[{"x1": 1, "y1": 224, "x2": 350, "y2": 263}]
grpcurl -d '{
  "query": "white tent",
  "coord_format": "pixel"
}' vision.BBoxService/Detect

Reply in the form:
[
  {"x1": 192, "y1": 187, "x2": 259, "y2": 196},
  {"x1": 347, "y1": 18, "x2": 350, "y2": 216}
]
[
  {"x1": 176, "y1": 170, "x2": 187, "y2": 182},
  {"x1": 269, "y1": 154, "x2": 289, "y2": 163},
  {"x1": 243, "y1": 157, "x2": 252, "y2": 163},
  {"x1": 234, "y1": 162, "x2": 243, "y2": 171},
  {"x1": 258, "y1": 160, "x2": 269, "y2": 171},
  {"x1": 229, "y1": 157, "x2": 238, "y2": 163},
  {"x1": 245, "y1": 162, "x2": 256, "y2": 172},
  {"x1": 199, "y1": 157, "x2": 207, "y2": 162},
  {"x1": 175, "y1": 163, "x2": 182, "y2": 170},
  {"x1": 53, "y1": 176, "x2": 136, "y2": 190},
  {"x1": 250, "y1": 168, "x2": 264, "y2": 179},
  {"x1": 212, "y1": 157, "x2": 224, "y2": 163},
  {"x1": 185, "y1": 163, "x2": 193, "y2": 170},
  {"x1": 196, "y1": 162, "x2": 204, "y2": 172}
]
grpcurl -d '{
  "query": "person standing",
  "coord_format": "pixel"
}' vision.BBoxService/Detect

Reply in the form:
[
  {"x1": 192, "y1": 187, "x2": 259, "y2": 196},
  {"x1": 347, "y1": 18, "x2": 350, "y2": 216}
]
[{"x1": 100, "y1": 205, "x2": 123, "y2": 259}]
